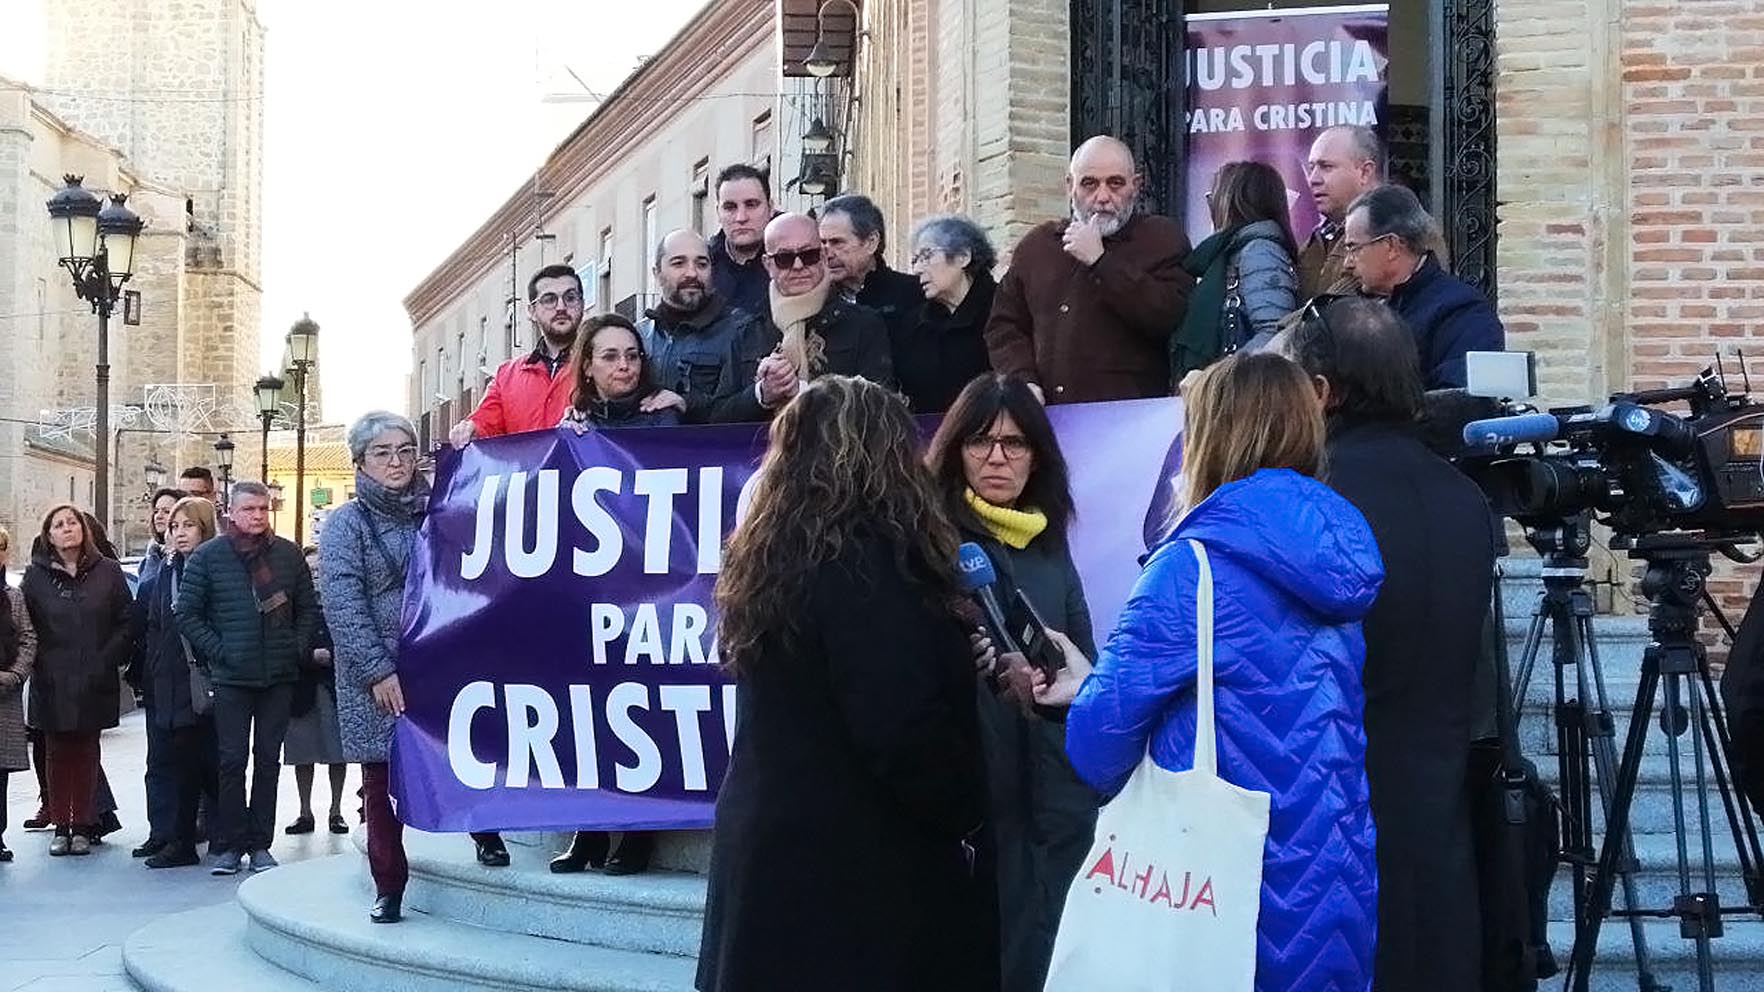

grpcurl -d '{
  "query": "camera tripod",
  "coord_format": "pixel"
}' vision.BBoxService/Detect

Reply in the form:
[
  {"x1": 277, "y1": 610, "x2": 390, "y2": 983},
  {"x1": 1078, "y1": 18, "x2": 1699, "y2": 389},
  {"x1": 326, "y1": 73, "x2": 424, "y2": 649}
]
[
  {"x1": 1508, "y1": 515, "x2": 1663, "y2": 989},
  {"x1": 1550, "y1": 531, "x2": 1764, "y2": 992}
]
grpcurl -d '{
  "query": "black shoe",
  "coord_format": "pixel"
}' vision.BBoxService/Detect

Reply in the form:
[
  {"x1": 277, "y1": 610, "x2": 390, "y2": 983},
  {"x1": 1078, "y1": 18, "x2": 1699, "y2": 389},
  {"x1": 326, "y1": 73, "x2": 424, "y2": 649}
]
[
  {"x1": 602, "y1": 833, "x2": 655, "y2": 876},
  {"x1": 548, "y1": 831, "x2": 609, "y2": 874},
  {"x1": 328, "y1": 813, "x2": 349, "y2": 835},
  {"x1": 474, "y1": 838, "x2": 510, "y2": 868},
  {"x1": 370, "y1": 894, "x2": 403, "y2": 924},
  {"x1": 145, "y1": 844, "x2": 200, "y2": 869},
  {"x1": 132, "y1": 838, "x2": 167, "y2": 858},
  {"x1": 22, "y1": 809, "x2": 51, "y2": 831},
  {"x1": 0, "y1": 841, "x2": 12, "y2": 863},
  {"x1": 284, "y1": 814, "x2": 314, "y2": 835}
]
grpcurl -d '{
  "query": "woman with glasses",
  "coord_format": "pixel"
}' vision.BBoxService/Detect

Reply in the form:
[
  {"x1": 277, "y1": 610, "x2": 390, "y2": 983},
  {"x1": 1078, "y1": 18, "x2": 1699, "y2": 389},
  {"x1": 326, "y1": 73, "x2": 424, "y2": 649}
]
[
  {"x1": 925, "y1": 372, "x2": 1099, "y2": 990},
  {"x1": 1056, "y1": 352, "x2": 1383, "y2": 992},
  {"x1": 1171, "y1": 161, "x2": 1301, "y2": 381},
  {"x1": 895, "y1": 215, "x2": 998, "y2": 413},
  {"x1": 318, "y1": 411, "x2": 431, "y2": 923},
  {"x1": 556, "y1": 314, "x2": 681, "y2": 432}
]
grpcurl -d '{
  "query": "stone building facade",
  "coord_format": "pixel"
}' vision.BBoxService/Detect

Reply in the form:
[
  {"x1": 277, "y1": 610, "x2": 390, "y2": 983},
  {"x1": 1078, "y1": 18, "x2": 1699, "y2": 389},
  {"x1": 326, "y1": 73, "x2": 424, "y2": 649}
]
[{"x1": 0, "y1": 0, "x2": 265, "y2": 553}]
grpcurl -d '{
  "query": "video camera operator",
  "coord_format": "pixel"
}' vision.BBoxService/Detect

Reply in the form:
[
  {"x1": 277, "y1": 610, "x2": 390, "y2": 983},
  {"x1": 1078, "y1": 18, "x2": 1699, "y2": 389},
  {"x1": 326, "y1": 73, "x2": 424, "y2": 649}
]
[{"x1": 1281, "y1": 297, "x2": 1496, "y2": 991}]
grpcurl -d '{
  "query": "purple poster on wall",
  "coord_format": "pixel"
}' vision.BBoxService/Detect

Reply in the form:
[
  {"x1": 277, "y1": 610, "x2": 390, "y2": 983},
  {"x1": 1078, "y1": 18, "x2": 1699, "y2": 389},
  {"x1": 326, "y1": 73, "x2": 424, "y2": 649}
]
[
  {"x1": 1183, "y1": 4, "x2": 1390, "y2": 246},
  {"x1": 389, "y1": 398, "x2": 1182, "y2": 832}
]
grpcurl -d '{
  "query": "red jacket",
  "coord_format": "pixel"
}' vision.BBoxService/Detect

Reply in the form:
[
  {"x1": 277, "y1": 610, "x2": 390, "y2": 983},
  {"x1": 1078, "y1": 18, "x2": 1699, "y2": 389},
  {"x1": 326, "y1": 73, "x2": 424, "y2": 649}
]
[{"x1": 467, "y1": 349, "x2": 573, "y2": 438}]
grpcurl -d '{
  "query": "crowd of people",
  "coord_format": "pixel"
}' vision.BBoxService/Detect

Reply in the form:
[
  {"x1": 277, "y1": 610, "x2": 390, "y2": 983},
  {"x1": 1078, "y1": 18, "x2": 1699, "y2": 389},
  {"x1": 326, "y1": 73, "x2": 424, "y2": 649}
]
[{"x1": 0, "y1": 121, "x2": 1511, "y2": 990}]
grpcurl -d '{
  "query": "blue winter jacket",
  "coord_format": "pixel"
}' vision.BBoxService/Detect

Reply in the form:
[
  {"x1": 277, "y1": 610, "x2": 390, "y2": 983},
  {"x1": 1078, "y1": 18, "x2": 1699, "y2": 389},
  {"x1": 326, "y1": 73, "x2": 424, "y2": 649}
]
[{"x1": 1066, "y1": 468, "x2": 1385, "y2": 992}]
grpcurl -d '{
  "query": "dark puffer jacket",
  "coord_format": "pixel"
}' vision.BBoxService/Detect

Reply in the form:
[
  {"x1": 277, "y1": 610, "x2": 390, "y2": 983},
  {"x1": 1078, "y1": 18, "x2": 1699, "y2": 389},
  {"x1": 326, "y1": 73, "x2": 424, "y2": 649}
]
[
  {"x1": 174, "y1": 534, "x2": 318, "y2": 688},
  {"x1": 21, "y1": 550, "x2": 132, "y2": 733},
  {"x1": 133, "y1": 554, "x2": 206, "y2": 730}
]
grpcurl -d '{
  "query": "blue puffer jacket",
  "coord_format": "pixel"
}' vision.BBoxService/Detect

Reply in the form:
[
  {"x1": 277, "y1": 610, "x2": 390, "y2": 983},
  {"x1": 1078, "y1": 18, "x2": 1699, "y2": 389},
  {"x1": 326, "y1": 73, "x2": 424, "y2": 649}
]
[{"x1": 1066, "y1": 468, "x2": 1384, "y2": 992}]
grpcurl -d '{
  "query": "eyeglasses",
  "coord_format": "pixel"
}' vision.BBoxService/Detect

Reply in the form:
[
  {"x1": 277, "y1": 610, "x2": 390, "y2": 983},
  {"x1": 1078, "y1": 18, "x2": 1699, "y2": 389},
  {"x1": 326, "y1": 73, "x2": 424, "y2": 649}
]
[
  {"x1": 535, "y1": 290, "x2": 584, "y2": 309},
  {"x1": 364, "y1": 443, "x2": 419, "y2": 465},
  {"x1": 1341, "y1": 232, "x2": 1396, "y2": 257},
  {"x1": 1299, "y1": 293, "x2": 1350, "y2": 348},
  {"x1": 963, "y1": 434, "x2": 1033, "y2": 462},
  {"x1": 909, "y1": 247, "x2": 945, "y2": 267},
  {"x1": 765, "y1": 247, "x2": 823, "y2": 269},
  {"x1": 593, "y1": 348, "x2": 642, "y2": 365}
]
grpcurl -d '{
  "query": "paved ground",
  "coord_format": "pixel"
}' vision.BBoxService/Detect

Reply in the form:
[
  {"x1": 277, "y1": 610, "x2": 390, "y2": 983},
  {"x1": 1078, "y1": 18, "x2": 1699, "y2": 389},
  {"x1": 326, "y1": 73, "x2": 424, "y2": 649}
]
[{"x1": 0, "y1": 710, "x2": 361, "y2": 992}]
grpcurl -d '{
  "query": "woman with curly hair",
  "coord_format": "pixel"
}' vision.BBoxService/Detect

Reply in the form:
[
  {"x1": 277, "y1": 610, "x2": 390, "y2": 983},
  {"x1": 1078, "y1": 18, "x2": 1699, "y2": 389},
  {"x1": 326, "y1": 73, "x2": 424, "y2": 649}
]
[{"x1": 696, "y1": 376, "x2": 992, "y2": 992}]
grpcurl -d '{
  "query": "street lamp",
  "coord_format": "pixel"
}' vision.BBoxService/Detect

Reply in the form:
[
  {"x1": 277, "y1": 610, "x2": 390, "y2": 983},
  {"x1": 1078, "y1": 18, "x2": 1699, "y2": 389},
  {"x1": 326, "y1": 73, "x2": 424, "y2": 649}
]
[
  {"x1": 144, "y1": 457, "x2": 167, "y2": 497},
  {"x1": 803, "y1": 0, "x2": 859, "y2": 77},
  {"x1": 213, "y1": 434, "x2": 235, "y2": 513},
  {"x1": 254, "y1": 373, "x2": 285, "y2": 479},
  {"x1": 45, "y1": 175, "x2": 144, "y2": 530},
  {"x1": 267, "y1": 480, "x2": 285, "y2": 512},
  {"x1": 287, "y1": 314, "x2": 320, "y2": 547},
  {"x1": 802, "y1": 117, "x2": 834, "y2": 153}
]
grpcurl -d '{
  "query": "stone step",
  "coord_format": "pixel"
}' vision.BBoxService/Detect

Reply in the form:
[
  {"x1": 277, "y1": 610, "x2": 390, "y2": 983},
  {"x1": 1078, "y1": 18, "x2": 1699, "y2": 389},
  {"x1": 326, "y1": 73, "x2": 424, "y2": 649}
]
[
  {"x1": 1546, "y1": 830, "x2": 1764, "y2": 921},
  {"x1": 123, "y1": 901, "x2": 319, "y2": 992},
  {"x1": 398, "y1": 829, "x2": 708, "y2": 957},
  {"x1": 238, "y1": 853, "x2": 699, "y2": 992},
  {"x1": 1529, "y1": 747, "x2": 1757, "y2": 836},
  {"x1": 1542, "y1": 918, "x2": 1764, "y2": 991}
]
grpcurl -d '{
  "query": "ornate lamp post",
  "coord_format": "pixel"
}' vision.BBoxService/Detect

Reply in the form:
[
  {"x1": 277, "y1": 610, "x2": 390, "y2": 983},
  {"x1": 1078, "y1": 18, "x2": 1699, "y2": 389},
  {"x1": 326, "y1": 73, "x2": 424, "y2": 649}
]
[
  {"x1": 254, "y1": 373, "x2": 285, "y2": 479},
  {"x1": 267, "y1": 480, "x2": 285, "y2": 512},
  {"x1": 45, "y1": 175, "x2": 143, "y2": 527},
  {"x1": 287, "y1": 315, "x2": 319, "y2": 546},
  {"x1": 144, "y1": 457, "x2": 167, "y2": 498},
  {"x1": 213, "y1": 434, "x2": 235, "y2": 513}
]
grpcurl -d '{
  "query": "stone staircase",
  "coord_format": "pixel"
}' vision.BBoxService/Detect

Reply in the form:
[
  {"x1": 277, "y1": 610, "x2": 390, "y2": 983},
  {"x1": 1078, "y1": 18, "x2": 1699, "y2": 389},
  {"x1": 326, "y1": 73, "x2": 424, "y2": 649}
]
[
  {"x1": 124, "y1": 831, "x2": 708, "y2": 992},
  {"x1": 1503, "y1": 556, "x2": 1764, "y2": 990},
  {"x1": 122, "y1": 559, "x2": 1764, "y2": 990}
]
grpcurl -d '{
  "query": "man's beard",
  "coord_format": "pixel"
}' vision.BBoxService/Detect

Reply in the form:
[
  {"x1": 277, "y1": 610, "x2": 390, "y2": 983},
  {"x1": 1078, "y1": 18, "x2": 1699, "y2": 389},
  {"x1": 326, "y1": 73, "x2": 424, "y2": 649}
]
[
  {"x1": 1071, "y1": 193, "x2": 1138, "y2": 237},
  {"x1": 665, "y1": 281, "x2": 706, "y2": 311},
  {"x1": 538, "y1": 316, "x2": 580, "y2": 347}
]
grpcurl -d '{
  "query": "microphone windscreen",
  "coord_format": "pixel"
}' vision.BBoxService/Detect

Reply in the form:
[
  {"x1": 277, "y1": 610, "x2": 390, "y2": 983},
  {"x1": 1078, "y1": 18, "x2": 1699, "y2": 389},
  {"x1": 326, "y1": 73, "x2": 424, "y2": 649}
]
[{"x1": 956, "y1": 542, "x2": 996, "y2": 593}]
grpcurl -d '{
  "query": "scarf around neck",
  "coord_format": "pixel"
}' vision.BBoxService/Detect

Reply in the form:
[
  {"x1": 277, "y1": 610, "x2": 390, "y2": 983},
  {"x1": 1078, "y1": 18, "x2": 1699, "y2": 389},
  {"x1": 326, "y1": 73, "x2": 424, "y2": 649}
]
[
  {"x1": 229, "y1": 529, "x2": 291, "y2": 624},
  {"x1": 356, "y1": 468, "x2": 430, "y2": 522},
  {"x1": 768, "y1": 277, "x2": 832, "y2": 377},
  {"x1": 965, "y1": 488, "x2": 1048, "y2": 550}
]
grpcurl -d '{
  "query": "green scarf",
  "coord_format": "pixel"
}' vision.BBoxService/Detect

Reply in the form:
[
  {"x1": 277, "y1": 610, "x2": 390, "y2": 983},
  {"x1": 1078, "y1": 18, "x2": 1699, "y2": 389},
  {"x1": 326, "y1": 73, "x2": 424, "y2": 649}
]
[
  {"x1": 1170, "y1": 225, "x2": 1246, "y2": 384},
  {"x1": 964, "y1": 488, "x2": 1048, "y2": 550}
]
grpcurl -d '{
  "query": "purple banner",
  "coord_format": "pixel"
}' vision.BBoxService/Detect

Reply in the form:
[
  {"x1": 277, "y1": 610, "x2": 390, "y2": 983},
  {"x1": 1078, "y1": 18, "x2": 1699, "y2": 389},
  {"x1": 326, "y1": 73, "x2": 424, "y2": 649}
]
[
  {"x1": 1182, "y1": 4, "x2": 1390, "y2": 245},
  {"x1": 391, "y1": 399, "x2": 1181, "y2": 832}
]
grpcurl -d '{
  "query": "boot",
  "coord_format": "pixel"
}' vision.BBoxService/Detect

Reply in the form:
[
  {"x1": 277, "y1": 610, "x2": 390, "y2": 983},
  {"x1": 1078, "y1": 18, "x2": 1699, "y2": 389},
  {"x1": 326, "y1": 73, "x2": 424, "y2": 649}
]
[
  {"x1": 603, "y1": 832, "x2": 655, "y2": 876},
  {"x1": 548, "y1": 831, "x2": 609, "y2": 874}
]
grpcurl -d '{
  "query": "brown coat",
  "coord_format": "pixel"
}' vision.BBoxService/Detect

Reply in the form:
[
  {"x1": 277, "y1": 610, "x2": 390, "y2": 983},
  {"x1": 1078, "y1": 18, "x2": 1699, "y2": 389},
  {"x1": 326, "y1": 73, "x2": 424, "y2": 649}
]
[
  {"x1": 985, "y1": 214, "x2": 1192, "y2": 403},
  {"x1": 0, "y1": 580, "x2": 35, "y2": 771},
  {"x1": 1299, "y1": 222, "x2": 1352, "y2": 300}
]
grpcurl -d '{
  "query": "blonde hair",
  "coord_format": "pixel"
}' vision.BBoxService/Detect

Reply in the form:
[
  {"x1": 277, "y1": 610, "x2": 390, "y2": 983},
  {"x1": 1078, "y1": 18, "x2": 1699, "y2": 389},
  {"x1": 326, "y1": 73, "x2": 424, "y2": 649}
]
[
  {"x1": 1180, "y1": 352, "x2": 1325, "y2": 512},
  {"x1": 168, "y1": 496, "x2": 219, "y2": 544}
]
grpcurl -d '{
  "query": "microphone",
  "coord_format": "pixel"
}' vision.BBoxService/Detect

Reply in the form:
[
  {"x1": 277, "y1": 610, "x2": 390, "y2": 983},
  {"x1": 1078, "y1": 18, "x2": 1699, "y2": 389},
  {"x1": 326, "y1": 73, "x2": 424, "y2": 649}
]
[
  {"x1": 1462, "y1": 412, "x2": 1561, "y2": 448},
  {"x1": 956, "y1": 542, "x2": 1022, "y2": 656}
]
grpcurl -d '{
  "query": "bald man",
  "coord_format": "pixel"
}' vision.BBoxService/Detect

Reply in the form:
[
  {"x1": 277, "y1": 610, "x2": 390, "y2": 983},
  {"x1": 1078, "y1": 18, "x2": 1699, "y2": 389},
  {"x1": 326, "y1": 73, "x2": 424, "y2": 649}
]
[
  {"x1": 984, "y1": 135, "x2": 1191, "y2": 403},
  {"x1": 1300, "y1": 125, "x2": 1385, "y2": 298},
  {"x1": 634, "y1": 228, "x2": 769, "y2": 424},
  {"x1": 714, "y1": 213, "x2": 895, "y2": 421}
]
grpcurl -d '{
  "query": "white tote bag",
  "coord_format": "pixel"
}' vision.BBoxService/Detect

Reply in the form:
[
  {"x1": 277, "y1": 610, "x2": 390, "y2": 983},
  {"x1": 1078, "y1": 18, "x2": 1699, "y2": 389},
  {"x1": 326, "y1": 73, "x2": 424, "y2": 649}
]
[{"x1": 1044, "y1": 539, "x2": 1271, "y2": 992}]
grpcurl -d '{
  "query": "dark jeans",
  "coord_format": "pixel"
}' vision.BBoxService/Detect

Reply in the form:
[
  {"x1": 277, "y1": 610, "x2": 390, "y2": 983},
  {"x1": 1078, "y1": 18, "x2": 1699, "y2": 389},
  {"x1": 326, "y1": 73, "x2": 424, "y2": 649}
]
[
  {"x1": 0, "y1": 769, "x2": 8, "y2": 839},
  {"x1": 169, "y1": 722, "x2": 219, "y2": 848},
  {"x1": 361, "y1": 762, "x2": 408, "y2": 896},
  {"x1": 214, "y1": 683, "x2": 292, "y2": 854},
  {"x1": 144, "y1": 720, "x2": 178, "y2": 841}
]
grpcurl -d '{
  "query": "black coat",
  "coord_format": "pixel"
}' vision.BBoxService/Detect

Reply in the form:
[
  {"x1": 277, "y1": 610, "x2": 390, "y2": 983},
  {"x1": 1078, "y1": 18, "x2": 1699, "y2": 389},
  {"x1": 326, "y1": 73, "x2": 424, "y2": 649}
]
[
  {"x1": 638, "y1": 297, "x2": 766, "y2": 425},
  {"x1": 893, "y1": 275, "x2": 996, "y2": 413},
  {"x1": 852, "y1": 263, "x2": 927, "y2": 342},
  {"x1": 133, "y1": 556, "x2": 206, "y2": 731},
  {"x1": 1386, "y1": 254, "x2": 1505, "y2": 389},
  {"x1": 21, "y1": 551, "x2": 132, "y2": 734},
  {"x1": 1322, "y1": 418, "x2": 1497, "y2": 992},
  {"x1": 717, "y1": 295, "x2": 897, "y2": 422},
  {"x1": 708, "y1": 230, "x2": 770, "y2": 316},
  {"x1": 696, "y1": 535, "x2": 992, "y2": 992}
]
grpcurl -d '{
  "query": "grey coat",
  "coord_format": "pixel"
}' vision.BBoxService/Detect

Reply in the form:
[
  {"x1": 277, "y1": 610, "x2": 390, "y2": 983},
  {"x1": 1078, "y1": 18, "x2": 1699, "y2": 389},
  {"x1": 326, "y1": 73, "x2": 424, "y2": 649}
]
[
  {"x1": 318, "y1": 496, "x2": 417, "y2": 764},
  {"x1": 1227, "y1": 219, "x2": 1301, "y2": 350},
  {"x1": 0, "y1": 578, "x2": 36, "y2": 771}
]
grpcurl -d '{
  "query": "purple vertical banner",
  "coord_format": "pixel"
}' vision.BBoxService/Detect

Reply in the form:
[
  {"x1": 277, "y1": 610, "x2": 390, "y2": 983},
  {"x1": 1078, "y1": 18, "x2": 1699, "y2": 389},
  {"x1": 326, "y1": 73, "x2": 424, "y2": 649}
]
[
  {"x1": 1182, "y1": 4, "x2": 1391, "y2": 246},
  {"x1": 391, "y1": 400, "x2": 1181, "y2": 833}
]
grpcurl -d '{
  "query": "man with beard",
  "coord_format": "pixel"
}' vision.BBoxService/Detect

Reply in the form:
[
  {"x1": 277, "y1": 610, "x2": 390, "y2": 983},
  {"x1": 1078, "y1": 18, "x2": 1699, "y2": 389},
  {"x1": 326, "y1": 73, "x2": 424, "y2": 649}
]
[
  {"x1": 717, "y1": 213, "x2": 895, "y2": 422},
  {"x1": 632, "y1": 229, "x2": 768, "y2": 424},
  {"x1": 450, "y1": 264, "x2": 584, "y2": 447},
  {"x1": 984, "y1": 135, "x2": 1190, "y2": 403}
]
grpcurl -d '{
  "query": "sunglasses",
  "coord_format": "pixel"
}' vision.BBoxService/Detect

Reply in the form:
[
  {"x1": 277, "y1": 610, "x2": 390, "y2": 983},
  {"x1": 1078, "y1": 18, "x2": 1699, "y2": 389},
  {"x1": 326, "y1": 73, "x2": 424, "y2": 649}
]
[
  {"x1": 766, "y1": 247, "x2": 823, "y2": 269},
  {"x1": 1299, "y1": 293, "x2": 1350, "y2": 348}
]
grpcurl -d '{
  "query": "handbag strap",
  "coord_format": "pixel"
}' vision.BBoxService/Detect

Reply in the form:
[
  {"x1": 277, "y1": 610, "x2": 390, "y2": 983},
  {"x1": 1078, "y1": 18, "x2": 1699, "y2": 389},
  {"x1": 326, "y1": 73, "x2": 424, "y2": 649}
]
[{"x1": 1187, "y1": 538, "x2": 1219, "y2": 777}]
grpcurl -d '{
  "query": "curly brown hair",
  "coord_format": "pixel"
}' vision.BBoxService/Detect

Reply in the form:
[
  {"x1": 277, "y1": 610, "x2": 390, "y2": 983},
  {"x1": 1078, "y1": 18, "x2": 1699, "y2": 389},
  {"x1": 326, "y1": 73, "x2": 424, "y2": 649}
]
[{"x1": 715, "y1": 376, "x2": 960, "y2": 675}]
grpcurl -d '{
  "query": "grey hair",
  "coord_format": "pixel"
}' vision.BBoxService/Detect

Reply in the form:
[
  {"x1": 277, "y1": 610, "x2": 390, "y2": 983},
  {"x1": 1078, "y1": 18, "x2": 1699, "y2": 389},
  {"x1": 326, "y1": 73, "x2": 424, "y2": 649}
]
[
  {"x1": 1319, "y1": 124, "x2": 1387, "y2": 179},
  {"x1": 1346, "y1": 184, "x2": 1436, "y2": 256},
  {"x1": 347, "y1": 410, "x2": 418, "y2": 463},
  {"x1": 230, "y1": 480, "x2": 270, "y2": 503},
  {"x1": 822, "y1": 193, "x2": 888, "y2": 257},
  {"x1": 909, "y1": 214, "x2": 997, "y2": 275}
]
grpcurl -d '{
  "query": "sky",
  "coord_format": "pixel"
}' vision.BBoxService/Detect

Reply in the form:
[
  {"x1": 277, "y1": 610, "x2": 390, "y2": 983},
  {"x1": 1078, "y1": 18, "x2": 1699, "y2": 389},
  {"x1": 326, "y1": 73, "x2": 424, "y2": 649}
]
[{"x1": 0, "y1": 0, "x2": 706, "y2": 424}]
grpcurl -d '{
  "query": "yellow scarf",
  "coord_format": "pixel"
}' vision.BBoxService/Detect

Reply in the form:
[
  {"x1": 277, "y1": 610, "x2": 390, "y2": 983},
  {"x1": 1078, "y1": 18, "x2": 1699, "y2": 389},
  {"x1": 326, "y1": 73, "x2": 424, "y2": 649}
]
[{"x1": 965, "y1": 488, "x2": 1048, "y2": 550}]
